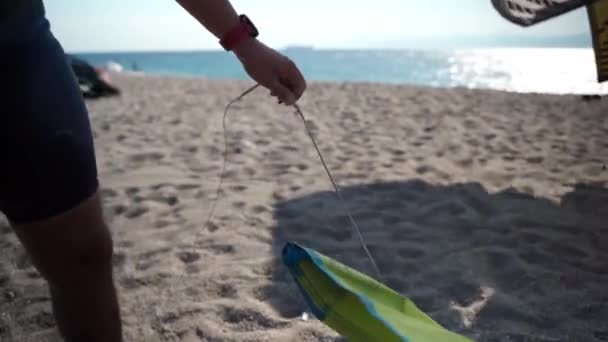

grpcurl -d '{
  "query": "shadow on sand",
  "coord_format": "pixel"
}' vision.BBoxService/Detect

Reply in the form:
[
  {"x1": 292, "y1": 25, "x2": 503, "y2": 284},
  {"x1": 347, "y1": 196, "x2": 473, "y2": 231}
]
[{"x1": 266, "y1": 179, "x2": 608, "y2": 341}]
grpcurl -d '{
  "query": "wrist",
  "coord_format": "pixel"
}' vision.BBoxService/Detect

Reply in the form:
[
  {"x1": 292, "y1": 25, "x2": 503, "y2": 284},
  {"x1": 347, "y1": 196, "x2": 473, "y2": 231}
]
[
  {"x1": 232, "y1": 37, "x2": 258, "y2": 60},
  {"x1": 219, "y1": 14, "x2": 259, "y2": 52}
]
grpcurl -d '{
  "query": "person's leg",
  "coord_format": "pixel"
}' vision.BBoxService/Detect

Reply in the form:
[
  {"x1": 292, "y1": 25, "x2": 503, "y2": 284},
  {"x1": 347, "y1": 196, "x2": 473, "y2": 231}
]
[
  {"x1": 12, "y1": 193, "x2": 123, "y2": 342},
  {"x1": 0, "y1": 5, "x2": 122, "y2": 341}
]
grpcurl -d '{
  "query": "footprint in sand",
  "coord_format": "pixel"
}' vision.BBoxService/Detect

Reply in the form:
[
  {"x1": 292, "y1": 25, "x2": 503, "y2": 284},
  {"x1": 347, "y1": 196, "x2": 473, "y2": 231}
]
[
  {"x1": 518, "y1": 248, "x2": 555, "y2": 268},
  {"x1": 150, "y1": 193, "x2": 179, "y2": 206},
  {"x1": 175, "y1": 183, "x2": 200, "y2": 191},
  {"x1": 197, "y1": 280, "x2": 238, "y2": 299},
  {"x1": 411, "y1": 140, "x2": 425, "y2": 147},
  {"x1": 215, "y1": 283, "x2": 238, "y2": 298},
  {"x1": 168, "y1": 117, "x2": 182, "y2": 126},
  {"x1": 518, "y1": 231, "x2": 545, "y2": 244},
  {"x1": 484, "y1": 133, "x2": 497, "y2": 141},
  {"x1": 15, "y1": 250, "x2": 32, "y2": 270},
  {"x1": 415, "y1": 165, "x2": 432, "y2": 175},
  {"x1": 465, "y1": 138, "x2": 481, "y2": 148},
  {"x1": 232, "y1": 201, "x2": 246, "y2": 209},
  {"x1": 543, "y1": 241, "x2": 588, "y2": 259},
  {"x1": 391, "y1": 149, "x2": 406, "y2": 157},
  {"x1": 253, "y1": 283, "x2": 305, "y2": 319},
  {"x1": 180, "y1": 144, "x2": 198, "y2": 154},
  {"x1": 525, "y1": 156, "x2": 544, "y2": 164},
  {"x1": 368, "y1": 150, "x2": 380, "y2": 158},
  {"x1": 474, "y1": 295, "x2": 539, "y2": 328},
  {"x1": 116, "y1": 240, "x2": 134, "y2": 248},
  {"x1": 485, "y1": 249, "x2": 519, "y2": 269},
  {"x1": 297, "y1": 329, "x2": 347, "y2": 342},
  {"x1": 397, "y1": 247, "x2": 426, "y2": 259},
  {"x1": 463, "y1": 119, "x2": 479, "y2": 129},
  {"x1": 120, "y1": 273, "x2": 169, "y2": 290},
  {"x1": 150, "y1": 183, "x2": 170, "y2": 191},
  {"x1": 593, "y1": 330, "x2": 608, "y2": 341},
  {"x1": 324, "y1": 227, "x2": 352, "y2": 242},
  {"x1": 135, "y1": 260, "x2": 157, "y2": 271},
  {"x1": 254, "y1": 138, "x2": 271, "y2": 146},
  {"x1": 280, "y1": 144, "x2": 298, "y2": 152},
  {"x1": 21, "y1": 311, "x2": 56, "y2": 330},
  {"x1": 177, "y1": 251, "x2": 201, "y2": 264},
  {"x1": 112, "y1": 251, "x2": 127, "y2": 271},
  {"x1": 124, "y1": 204, "x2": 149, "y2": 218},
  {"x1": 456, "y1": 158, "x2": 474, "y2": 167},
  {"x1": 125, "y1": 186, "x2": 140, "y2": 197},
  {"x1": 198, "y1": 243, "x2": 236, "y2": 255},
  {"x1": 383, "y1": 275, "x2": 409, "y2": 293},
  {"x1": 205, "y1": 221, "x2": 220, "y2": 232},
  {"x1": 231, "y1": 185, "x2": 247, "y2": 193},
  {"x1": 408, "y1": 291, "x2": 442, "y2": 312},
  {"x1": 381, "y1": 214, "x2": 401, "y2": 225},
  {"x1": 221, "y1": 307, "x2": 289, "y2": 332},
  {"x1": 129, "y1": 151, "x2": 165, "y2": 163},
  {"x1": 138, "y1": 248, "x2": 172, "y2": 261},
  {"x1": 154, "y1": 218, "x2": 173, "y2": 229},
  {"x1": 25, "y1": 270, "x2": 41, "y2": 279},
  {"x1": 251, "y1": 205, "x2": 268, "y2": 214},
  {"x1": 159, "y1": 308, "x2": 203, "y2": 325},
  {"x1": 101, "y1": 188, "x2": 118, "y2": 199}
]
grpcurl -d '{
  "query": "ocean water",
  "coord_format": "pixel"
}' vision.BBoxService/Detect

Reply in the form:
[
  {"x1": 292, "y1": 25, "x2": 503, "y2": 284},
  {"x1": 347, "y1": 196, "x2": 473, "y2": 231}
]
[{"x1": 76, "y1": 48, "x2": 608, "y2": 95}]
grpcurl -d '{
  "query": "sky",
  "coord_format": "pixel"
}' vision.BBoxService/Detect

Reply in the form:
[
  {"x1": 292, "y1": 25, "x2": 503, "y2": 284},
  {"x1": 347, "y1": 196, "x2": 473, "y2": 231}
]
[{"x1": 44, "y1": 0, "x2": 592, "y2": 53}]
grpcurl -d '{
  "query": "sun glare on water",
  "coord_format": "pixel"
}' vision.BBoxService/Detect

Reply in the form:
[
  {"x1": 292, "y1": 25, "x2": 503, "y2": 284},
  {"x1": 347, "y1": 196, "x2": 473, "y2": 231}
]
[{"x1": 447, "y1": 48, "x2": 608, "y2": 95}]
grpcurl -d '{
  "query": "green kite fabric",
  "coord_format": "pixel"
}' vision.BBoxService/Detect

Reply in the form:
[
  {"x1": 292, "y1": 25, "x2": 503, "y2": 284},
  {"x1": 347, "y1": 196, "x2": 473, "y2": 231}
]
[{"x1": 282, "y1": 242, "x2": 473, "y2": 342}]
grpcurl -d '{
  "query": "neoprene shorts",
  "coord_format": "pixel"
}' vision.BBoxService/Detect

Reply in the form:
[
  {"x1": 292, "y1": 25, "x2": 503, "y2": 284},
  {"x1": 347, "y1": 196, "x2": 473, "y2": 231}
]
[{"x1": 0, "y1": 2, "x2": 99, "y2": 224}]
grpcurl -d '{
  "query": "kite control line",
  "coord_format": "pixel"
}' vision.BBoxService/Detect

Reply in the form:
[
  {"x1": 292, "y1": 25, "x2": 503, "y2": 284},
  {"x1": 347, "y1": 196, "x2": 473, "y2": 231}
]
[{"x1": 205, "y1": 84, "x2": 383, "y2": 281}]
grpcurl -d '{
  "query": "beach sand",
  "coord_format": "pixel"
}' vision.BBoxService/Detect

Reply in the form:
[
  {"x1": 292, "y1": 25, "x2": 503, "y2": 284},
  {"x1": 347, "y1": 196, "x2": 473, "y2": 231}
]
[{"x1": 1, "y1": 74, "x2": 607, "y2": 341}]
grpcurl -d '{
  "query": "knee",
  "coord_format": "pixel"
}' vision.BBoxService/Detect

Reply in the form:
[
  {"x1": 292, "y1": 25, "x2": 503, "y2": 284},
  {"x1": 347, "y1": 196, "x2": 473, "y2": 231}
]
[
  {"x1": 48, "y1": 222, "x2": 115, "y2": 286},
  {"x1": 72, "y1": 222, "x2": 114, "y2": 271},
  {"x1": 14, "y1": 192, "x2": 116, "y2": 286}
]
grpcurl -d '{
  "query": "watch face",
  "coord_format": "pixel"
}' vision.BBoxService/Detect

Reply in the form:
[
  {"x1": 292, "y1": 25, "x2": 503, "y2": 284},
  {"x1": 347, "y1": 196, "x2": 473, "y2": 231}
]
[{"x1": 239, "y1": 14, "x2": 259, "y2": 37}]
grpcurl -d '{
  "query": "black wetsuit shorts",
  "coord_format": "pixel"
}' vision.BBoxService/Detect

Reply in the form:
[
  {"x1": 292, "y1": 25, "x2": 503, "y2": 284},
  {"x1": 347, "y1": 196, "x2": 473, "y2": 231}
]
[{"x1": 0, "y1": 2, "x2": 99, "y2": 224}]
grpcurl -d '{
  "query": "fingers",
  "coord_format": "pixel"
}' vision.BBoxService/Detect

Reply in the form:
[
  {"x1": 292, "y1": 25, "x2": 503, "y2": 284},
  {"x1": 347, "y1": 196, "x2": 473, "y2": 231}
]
[
  {"x1": 274, "y1": 58, "x2": 306, "y2": 105},
  {"x1": 265, "y1": 57, "x2": 307, "y2": 106},
  {"x1": 284, "y1": 60, "x2": 307, "y2": 101},
  {"x1": 269, "y1": 79, "x2": 296, "y2": 105}
]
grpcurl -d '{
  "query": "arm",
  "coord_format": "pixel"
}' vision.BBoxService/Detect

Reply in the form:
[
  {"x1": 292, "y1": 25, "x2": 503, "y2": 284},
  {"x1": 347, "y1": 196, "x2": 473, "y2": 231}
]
[
  {"x1": 175, "y1": 0, "x2": 306, "y2": 104},
  {"x1": 175, "y1": 0, "x2": 240, "y2": 40}
]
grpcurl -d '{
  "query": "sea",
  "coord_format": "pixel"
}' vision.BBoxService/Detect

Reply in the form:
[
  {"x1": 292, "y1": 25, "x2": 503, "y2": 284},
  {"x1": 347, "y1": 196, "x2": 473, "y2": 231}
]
[{"x1": 75, "y1": 48, "x2": 608, "y2": 95}]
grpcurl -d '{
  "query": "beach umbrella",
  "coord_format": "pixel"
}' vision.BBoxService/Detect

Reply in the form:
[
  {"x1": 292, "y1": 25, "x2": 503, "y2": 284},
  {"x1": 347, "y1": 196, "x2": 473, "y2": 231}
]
[{"x1": 491, "y1": 0, "x2": 608, "y2": 82}]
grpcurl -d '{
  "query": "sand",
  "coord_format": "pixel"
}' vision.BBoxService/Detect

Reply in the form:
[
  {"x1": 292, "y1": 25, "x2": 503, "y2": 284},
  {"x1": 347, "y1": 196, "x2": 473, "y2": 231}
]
[{"x1": 1, "y1": 73, "x2": 607, "y2": 342}]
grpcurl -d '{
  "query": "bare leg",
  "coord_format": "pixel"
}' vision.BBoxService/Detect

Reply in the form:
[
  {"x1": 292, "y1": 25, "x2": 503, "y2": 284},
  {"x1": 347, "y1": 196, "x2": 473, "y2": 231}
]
[{"x1": 12, "y1": 192, "x2": 122, "y2": 342}]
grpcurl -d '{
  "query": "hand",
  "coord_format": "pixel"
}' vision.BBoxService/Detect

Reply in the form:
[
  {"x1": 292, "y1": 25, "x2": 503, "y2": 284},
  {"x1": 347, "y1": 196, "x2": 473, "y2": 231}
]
[{"x1": 233, "y1": 38, "x2": 306, "y2": 106}]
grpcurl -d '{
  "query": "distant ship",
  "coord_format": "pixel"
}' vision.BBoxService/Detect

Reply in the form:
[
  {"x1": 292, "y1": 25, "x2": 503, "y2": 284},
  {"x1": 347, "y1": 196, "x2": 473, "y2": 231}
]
[{"x1": 282, "y1": 45, "x2": 315, "y2": 52}]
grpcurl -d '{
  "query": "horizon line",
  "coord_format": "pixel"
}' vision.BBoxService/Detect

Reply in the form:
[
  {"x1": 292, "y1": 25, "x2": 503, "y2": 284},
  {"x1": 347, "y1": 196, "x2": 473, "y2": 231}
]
[
  {"x1": 65, "y1": 45, "x2": 593, "y2": 55},
  {"x1": 64, "y1": 32, "x2": 592, "y2": 54},
  {"x1": 69, "y1": 44, "x2": 593, "y2": 55}
]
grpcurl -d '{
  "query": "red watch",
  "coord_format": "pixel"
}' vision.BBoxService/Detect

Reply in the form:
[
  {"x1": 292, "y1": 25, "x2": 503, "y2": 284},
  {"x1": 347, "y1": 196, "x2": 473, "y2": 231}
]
[{"x1": 219, "y1": 14, "x2": 259, "y2": 51}]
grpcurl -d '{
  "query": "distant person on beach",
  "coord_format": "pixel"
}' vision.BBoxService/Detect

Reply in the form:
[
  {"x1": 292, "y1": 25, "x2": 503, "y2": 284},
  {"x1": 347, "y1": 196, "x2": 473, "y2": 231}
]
[{"x1": 0, "y1": 0, "x2": 306, "y2": 341}]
